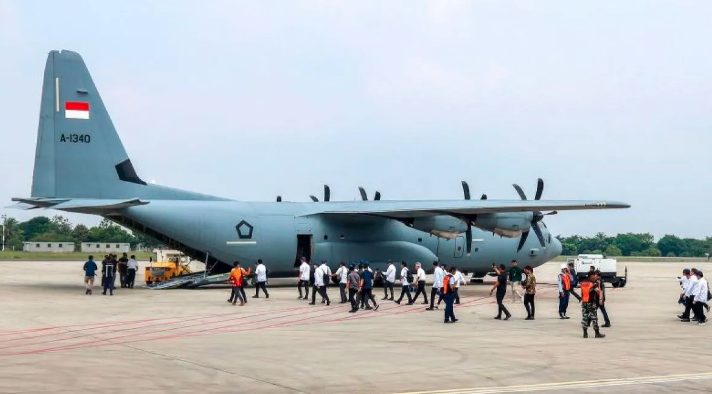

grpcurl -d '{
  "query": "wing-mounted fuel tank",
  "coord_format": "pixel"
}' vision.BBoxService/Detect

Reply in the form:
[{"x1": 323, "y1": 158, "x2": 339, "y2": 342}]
[
  {"x1": 474, "y1": 212, "x2": 532, "y2": 238},
  {"x1": 410, "y1": 215, "x2": 468, "y2": 239}
]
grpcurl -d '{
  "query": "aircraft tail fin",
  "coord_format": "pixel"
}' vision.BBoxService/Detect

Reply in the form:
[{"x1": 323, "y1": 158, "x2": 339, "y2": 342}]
[{"x1": 30, "y1": 50, "x2": 220, "y2": 201}]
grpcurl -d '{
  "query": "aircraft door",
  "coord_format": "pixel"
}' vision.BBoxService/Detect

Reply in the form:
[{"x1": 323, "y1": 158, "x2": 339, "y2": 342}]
[{"x1": 453, "y1": 236, "x2": 465, "y2": 258}]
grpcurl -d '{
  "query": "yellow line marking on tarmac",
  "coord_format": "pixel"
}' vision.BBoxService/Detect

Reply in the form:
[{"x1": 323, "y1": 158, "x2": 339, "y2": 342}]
[{"x1": 399, "y1": 372, "x2": 712, "y2": 394}]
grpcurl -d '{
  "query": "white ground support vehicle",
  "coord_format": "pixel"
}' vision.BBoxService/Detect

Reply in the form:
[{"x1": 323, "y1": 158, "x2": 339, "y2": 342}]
[{"x1": 567, "y1": 254, "x2": 628, "y2": 287}]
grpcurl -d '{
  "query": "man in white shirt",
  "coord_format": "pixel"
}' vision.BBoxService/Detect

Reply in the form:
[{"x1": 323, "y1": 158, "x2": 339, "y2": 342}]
[
  {"x1": 454, "y1": 267, "x2": 466, "y2": 305},
  {"x1": 126, "y1": 255, "x2": 139, "y2": 288},
  {"x1": 382, "y1": 261, "x2": 396, "y2": 301},
  {"x1": 395, "y1": 261, "x2": 414, "y2": 305},
  {"x1": 412, "y1": 263, "x2": 428, "y2": 304},
  {"x1": 253, "y1": 259, "x2": 269, "y2": 298},
  {"x1": 693, "y1": 270, "x2": 709, "y2": 325},
  {"x1": 680, "y1": 268, "x2": 700, "y2": 322},
  {"x1": 310, "y1": 261, "x2": 331, "y2": 306},
  {"x1": 334, "y1": 262, "x2": 349, "y2": 303},
  {"x1": 298, "y1": 257, "x2": 310, "y2": 300},
  {"x1": 427, "y1": 261, "x2": 444, "y2": 311}
]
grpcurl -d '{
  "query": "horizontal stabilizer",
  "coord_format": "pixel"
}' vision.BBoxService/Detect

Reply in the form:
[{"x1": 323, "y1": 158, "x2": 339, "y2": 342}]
[{"x1": 11, "y1": 197, "x2": 148, "y2": 213}]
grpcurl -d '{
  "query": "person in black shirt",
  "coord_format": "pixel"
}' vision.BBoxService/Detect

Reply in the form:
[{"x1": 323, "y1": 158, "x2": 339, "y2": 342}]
[
  {"x1": 490, "y1": 264, "x2": 511, "y2": 320},
  {"x1": 102, "y1": 257, "x2": 117, "y2": 296},
  {"x1": 118, "y1": 253, "x2": 129, "y2": 288}
]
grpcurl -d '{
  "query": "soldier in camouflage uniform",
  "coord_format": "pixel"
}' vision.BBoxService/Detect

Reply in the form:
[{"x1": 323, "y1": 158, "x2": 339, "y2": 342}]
[{"x1": 579, "y1": 271, "x2": 605, "y2": 339}]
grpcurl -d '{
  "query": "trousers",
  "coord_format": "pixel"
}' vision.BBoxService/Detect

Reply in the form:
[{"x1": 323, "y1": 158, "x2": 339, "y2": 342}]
[
  {"x1": 229, "y1": 287, "x2": 245, "y2": 304},
  {"x1": 339, "y1": 283, "x2": 347, "y2": 303},
  {"x1": 444, "y1": 292, "x2": 456, "y2": 322},
  {"x1": 349, "y1": 288, "x2": 359, "y2": 311},
  {"x1": 413, "y1": 281, "x2": 428, "y2": 303},
  {"x1": 383, "y1": 281, "x2": 394, "y2": 299},
  {"x1": 581, "y1": 302, "x2": 599, "y2": 330},
  {"x1": 298, "y1": 280, "x2": 310, "y2": 298},
  {"x1": 496, "y1": 291, "x2": 510, "y2": 318},
  {"x1": 559, "y1": 290, "x2": 570, "y2": 315},
  {"x1": 397, "y1": 284, "x2": 413, "y2": 304},
  {"x1": 254, "y1": 281, "x2": 269, "y2": 297},
  {"x1": 524, "y1": 293, "x2": 535, "y2": 317},
  {"x1": 126, "y1": 269, "x2": 136, "y2": 288}
]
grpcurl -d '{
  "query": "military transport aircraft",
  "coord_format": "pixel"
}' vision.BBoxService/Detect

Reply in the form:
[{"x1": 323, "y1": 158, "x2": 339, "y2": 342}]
[{"x1": 12, "y1": 50, "x2": 629, "y2": 278}]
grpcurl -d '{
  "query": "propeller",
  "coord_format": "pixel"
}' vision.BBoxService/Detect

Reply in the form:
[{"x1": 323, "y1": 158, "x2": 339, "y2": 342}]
[
  {"x1": 310, "y1": 184, "x2": 331, "y2": 202},
  {"x1": 358, "y1": 186, "x2": 381, "y2": 201},
  {"x1": 512, "y1": 178, "x2": 550, "y2": 252},
  {"x1": 460, "y1": 181, "x2": 488, "y2": 255},
  {"x1": 276, "y1": 196, "x2": 282, "y2": 202}
]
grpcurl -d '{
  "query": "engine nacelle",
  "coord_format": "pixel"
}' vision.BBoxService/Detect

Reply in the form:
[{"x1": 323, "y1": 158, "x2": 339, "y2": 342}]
[
  {"x1": 411, "y1": 215, "x2": 468, "y2": 239},
  {"x1": 475, "y1": 212, "x2": 532, "y2": 238}
]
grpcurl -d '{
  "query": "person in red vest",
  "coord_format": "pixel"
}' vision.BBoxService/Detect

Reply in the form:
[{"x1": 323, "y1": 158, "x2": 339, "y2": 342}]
[
  {"x1": 227, "y1": 261, "x2": 250, "y2": 306},
  {"x1": 442, "y1": 267, "x2": 458, "y2": 323},
  {"x1": 557, "y1": 265, "x2": 573, "y2": 319},
  {"x1": 580, "y1": 271, "x2": 605, "y2": 338}
]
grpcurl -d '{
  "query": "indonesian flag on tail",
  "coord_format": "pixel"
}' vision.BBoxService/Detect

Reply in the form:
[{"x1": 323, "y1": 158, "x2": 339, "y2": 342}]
[{"x1": 65, "y1": 101, "x2": 90, "y2": 119}]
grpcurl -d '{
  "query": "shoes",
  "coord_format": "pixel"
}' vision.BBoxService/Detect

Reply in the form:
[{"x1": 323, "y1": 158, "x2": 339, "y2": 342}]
[
  {"x1": 525, "y1": 316, "x2": 533, "y2": 320},
  {"x1": 374, "y1": 305, "x2": 379, "y2": 311},
  {"x1": 504, "y1": 314, "x2": 511, "y2": 321},
  {"x1": 227, "y1": 299, "x2": 232, "y2": 303},
  {"x1": 677, "y1": 315, "x2": 686, "y2": 319},
  {"x1": 266, "y1": 294, "x2": 269, "y2": 299},
  {"x1": 595, "y1": 333, "x2": 606, "y2": 338},
  {"x1": 102, "y1": 292, "x2": 106, "y2": 295},
  {"x1": 602, "y1": 323, "x2": 611, "y2": 328},
  {"x1": 381, "y1": 297, "x2": 388, "y2": 300},
  {"x1": 232, "y1": 301, "x2": 237, "y2": 305},
  {"x1": 365, "y1": 306, "x2": 373, "y2": 310},
  {"x1": 680, "y1": 318, "x2": 691, "y2": 322},
  {"x1": 452, "y1": 318, "x2": 459, "y2": 323},
  {"x1": 349, "y1": 309, "x2": 357, "y2": 313},
  {"x1": 388, "y1": 297, "x2": 394, "y2": 301},
  {"x1": 563, "y1": 316, "x2": 571, "y2": 320},
  {"x1": 239, "y1": 302, "x2": 245, "y2": 306},
  {"x1": 455, "y1": 301, "x2": 460, "y2": 305},
  {"x1": 698, "y1": 322, "x2": 707, "y2": 326},
  {"x1": 309, "y1": 302, "x2": 315, "y2": 305},
  {"x1": 583, "y1": 330, "x2": 588, "y2": 338},
  {"x1": 339, "y1": 301, "x2": 347, "y2": 304},
  {"x1": 494, "y1": 316, "x2": 501, "y2": 320},
  {"x1": 395, "y1": 300, "x2": 401, "y2": 305},
  {"x1": 326, "y1": 301, "x2": 331, "y2": 306},
  {"x1": 407, "y1": 302, "x2": 414, "y2": 305},
  {"x1": 425, "y1": 307, "x2": 434, "y2": 311},
  {"x1": 444, "y1": 320, "x2": 450, "y2": 324}
]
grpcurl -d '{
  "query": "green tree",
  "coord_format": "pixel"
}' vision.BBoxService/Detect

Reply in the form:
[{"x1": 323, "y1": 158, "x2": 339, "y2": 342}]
[
  {"x1": 657, "y1": 235, "x2": 684, "y2": 257},
  {"x1": 20, "y1": 216, "x2": 51, "y2": 241},
  {"x1": 604, "y1": 244, "x2": 622, "y2": 256},
  {"x1": 613, "y1": 233, "x2": 654, "y2": 256}
]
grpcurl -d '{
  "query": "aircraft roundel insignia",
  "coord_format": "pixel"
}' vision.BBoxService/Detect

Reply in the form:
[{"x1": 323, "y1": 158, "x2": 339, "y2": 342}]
[{"x1": 236, "y1": 220, "x2": 254, "y2": 239}]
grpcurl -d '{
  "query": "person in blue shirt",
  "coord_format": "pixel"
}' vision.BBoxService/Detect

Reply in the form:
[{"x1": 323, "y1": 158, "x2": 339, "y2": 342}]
[
  {"x1": 82, "y1": 255, "x2": 98, "y2": 295},
  {"x1": 359, "y1": 263, "x2": 379, "y2": 311}
]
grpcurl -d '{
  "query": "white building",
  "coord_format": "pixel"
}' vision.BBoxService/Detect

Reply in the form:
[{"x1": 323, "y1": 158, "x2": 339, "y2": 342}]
[
  {"x1": 23, "y1": 242, "x2": 75, "y2": 253},
  {"x1": 81, "y1": 242, "x2": 131, "y2": 253}
]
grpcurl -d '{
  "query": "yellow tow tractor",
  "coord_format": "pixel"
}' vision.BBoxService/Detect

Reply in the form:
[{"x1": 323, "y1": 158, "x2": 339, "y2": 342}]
[{"x1": 145, "y1": 249, "x2": 192, "y2": 286}]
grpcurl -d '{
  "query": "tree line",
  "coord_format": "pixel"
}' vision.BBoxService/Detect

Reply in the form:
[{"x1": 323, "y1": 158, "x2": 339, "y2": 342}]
[
  {"x1": 556, "y1": 233, "x2": 712, "y2": 257},
  {"x1": 1, "y1": 215, "x2": 160, "y2": 251}
]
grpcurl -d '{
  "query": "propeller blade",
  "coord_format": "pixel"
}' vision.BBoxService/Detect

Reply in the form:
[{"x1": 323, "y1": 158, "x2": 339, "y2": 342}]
[
  {"x1": 513, "y1": 184, "x2": 527, "y2": 200},
  {"x1": 309, "y1": 195, "x2": 319, "y2": 202},
  {"x1": 517, "y1": 230, "x2": 529, "y2": 252},
  {"x1": 534, "y1": 178, "x2": 544, "y2": 200},
  {"x1": 374, "y1": 191, "x2": 381, "y2": 201},
  {"x1": 465, "y1": 224, "x2": 473, "y2": 255},
  {"x1": 358, "y1": 187, "x2": 368, "y2": 201},
  {"x1": 480, "y1": 193, "x2": 487, "y2": 200},
  {"x1": 544, "y1": 210, "x2": 558, "y2": 215},
  {"x1": 276, "y1": 196, "x2": 282, "y2": 202},
  {"x1": 532, "y1": 222, "x2": 546, "y2": 247},
  {"x1": 324, "y1": 185, "x2": 330, "y2": 202},
  {"x1": 461, "y1": 181, "x2": 471, "y2": 200}
]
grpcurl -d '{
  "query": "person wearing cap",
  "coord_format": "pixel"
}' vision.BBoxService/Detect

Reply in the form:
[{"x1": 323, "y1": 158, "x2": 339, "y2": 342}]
[
  {"x1": 412, "y1": 263, "x2": 429, "y2": 304},
  {"x1": 680, "y1": 268, "x2": 700, "y2": 322},
  {"x1": 359, "y1": 263, "x2": 379, "y2": 310},
  {"x1": 347, "y1": 264, "x2": 361, "y2": 313},
  {"x1": 395, "y1": 261, "x2": 413, "y2": 305},
  {"x1": 579, "y1": 270, "x2": 605, "y2": 338},
  {"x1": 382, "y1": 261, "x2": 396, "y2": 301},
  {"x1": 557, "y1": 264, "x2": 573, "y2": 319},
  {"x1": 426, "y1": 261, "x2": 444, "y2": 311},
  {"x1": 298, "y1": 257, "x2": 310, "y2": 300},
  {"x1": 490, "y1": 264, "x2": 511, "y2": 320},
  {"x1": 693, "y1": 270, "x2": 709, "y2": 325},
  {"x1": 253, "y1": 259, "x2": 269, "y2": 299},
  {"x1": 334, "y1": 261, "x2": 349, "y2": 303}
]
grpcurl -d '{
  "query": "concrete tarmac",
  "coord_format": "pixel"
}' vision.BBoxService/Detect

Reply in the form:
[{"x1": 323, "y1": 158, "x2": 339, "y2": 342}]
[{"x1": 0, "y1": 260, "x2": 711, "y2": 393}]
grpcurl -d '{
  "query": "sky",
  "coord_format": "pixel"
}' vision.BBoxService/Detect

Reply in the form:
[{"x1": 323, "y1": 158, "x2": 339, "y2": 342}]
[{"x1": 0, "y1": 0, "x2": 710, "y2": 239}]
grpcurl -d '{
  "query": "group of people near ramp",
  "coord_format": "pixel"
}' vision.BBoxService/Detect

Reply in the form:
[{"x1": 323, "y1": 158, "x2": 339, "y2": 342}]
[
  {"x1": 678, "y1": 268, "x2": 710, "y2": 325},
  {"x1": 81, "y1": 253, "x2": 139, "y2": 295}
]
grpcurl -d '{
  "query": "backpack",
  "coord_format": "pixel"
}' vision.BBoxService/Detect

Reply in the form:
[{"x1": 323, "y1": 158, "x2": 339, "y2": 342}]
[{"x1": 406, "y1": 269, "x2": 414, "y2": 284}]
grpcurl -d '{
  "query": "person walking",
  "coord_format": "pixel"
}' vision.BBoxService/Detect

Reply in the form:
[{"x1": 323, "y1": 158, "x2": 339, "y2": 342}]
[
  {"x1": 693, "y1": 270, "x2": 709, "y2": 325},
  {"x1": 359, "y1": 263, "x2": 379, "y2": 310},
  {"x1": 412, "y1": 263, "x2": 429, "y2": 305},
  {"x1": 310, "y1": 263, "x2": 330, "y2": 306},
  {"x1": 508, "y1": 260, "x2": 524, "y2": 302},
  {"x1": 101, "y1": 256, "x2": 117, "y2": 296},
  {"x1": 522, "y1": 265, "x2": 536, "y2": 320},
  {"x1": 319, "y1": 261, "x2": 332, "y2": 304},
  {"x1": 579, "y1": 271, "x2": 605, "y2": 338},
  {"x1": 426, "y1": 261, "x2": 444, "y2": 311},
  {"x1": 567, "y1": 262, "x2": 582, "y2": 302},
  {"x1": 298, "y1": 257, "x2": 310, "y2": 300},
  {"x1": 596, "y1": 275, "x2": 611, "y2": 327},
  {"x1": 680, "y1": 268, "x2": 700, "y2": 322},
  {"x1": 347, "y1": 264, "x2": 360, "y2": 313},
  {"x1": 443, "y1": 267, "x2": 458, "y2": 323},
  {"x1": 396, "y1": 261, "x2": 413, "y2": 305},
  {"x1": 118, "y1": 253, "x2": 129, "y2": 288},
  {"x1": 83, "y1": 255, "x2": 98, "y2": 295},
  {"x1": 253, "y1": 259, "x2": 269, "y2": 298},
  {"x1": 383, "y1": 261, "x2": 396, "y2": 301},
  {"x1": 557, "y1": 265, "x2": 573, "y2": 319},
  {"x1": 126, "y1": 255, "x2": 138, "y2": 288},
  {"x1": 334, "y1": 262, "x2": 349, "y2": 303},
  {"x1": 228, "y1": 262, "x2": 246, "y2": 306},
  {"x1": 490, "y1": 264, "x2": 511, "y2": 320},
  {"x1": 454, "y1": 267, "x2": 466, "y2": 305}
]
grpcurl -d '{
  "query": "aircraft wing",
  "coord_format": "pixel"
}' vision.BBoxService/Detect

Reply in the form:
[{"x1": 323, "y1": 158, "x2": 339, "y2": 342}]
[
  {"x1": 11, "y1": 197, "x2": 149, "y2": 214},
  {"x1": 303, "y1": 199, "x2": 629, "y2": 218}
]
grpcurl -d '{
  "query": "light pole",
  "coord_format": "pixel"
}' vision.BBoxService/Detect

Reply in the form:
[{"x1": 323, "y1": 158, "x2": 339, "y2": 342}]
[{"x1": 1, "y1": 215, "x2": 6, "y2": 252}]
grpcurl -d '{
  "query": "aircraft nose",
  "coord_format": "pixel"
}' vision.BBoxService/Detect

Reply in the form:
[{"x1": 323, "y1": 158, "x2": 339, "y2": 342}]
[{"x1": 550, "y1": 237, "x2": 562, "y2": 258}]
